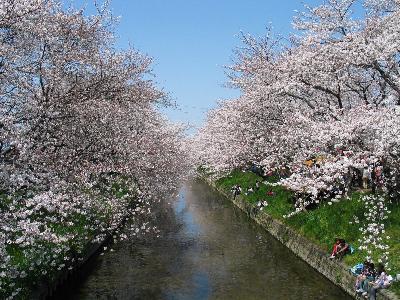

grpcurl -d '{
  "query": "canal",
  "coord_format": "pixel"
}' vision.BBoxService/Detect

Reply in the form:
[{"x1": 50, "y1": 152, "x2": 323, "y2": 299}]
[{"x1": 54, "y1": 180, "x2": 352, "y2": 299}]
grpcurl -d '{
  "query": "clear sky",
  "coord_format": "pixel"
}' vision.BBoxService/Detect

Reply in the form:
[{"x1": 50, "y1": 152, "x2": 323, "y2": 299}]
[{"x1": 70, "y1": 0, "x2": 322, "y2": 130}]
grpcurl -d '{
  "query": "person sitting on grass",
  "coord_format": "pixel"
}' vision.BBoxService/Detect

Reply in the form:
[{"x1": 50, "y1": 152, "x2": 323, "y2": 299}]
[
  {"x1": 245, "y1": 187, "x2": 254, "y2": 195},
  {"x1": 266, "y1": 189, "x2": 274, "y2": 196},
  {"x1": 329, "y1": 239, "x2": 340, "y2": 258},
  {"x1": 250, "y1": 200, "x2": 268, "y2": 216},
  {"x1": 231, "y1": 185, "x2": 242, "y2": 199},
  {"x1": 256, "y1": 200, "x2": 268, "y2": 211},
  {"x1": 363, "y1": 263, "x2": 392, "y2": 300},
  {"x1": 329, "y1": 238, "x2": 349, "y2": 259},
  {"x1": 356, "y1": 262, "x2": 376, "y2": 294}
]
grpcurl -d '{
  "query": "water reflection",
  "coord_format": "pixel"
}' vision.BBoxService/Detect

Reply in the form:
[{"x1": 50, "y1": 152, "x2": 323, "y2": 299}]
[{"x1": 56, "y1": 180, "x2": 352, "y2": 300}]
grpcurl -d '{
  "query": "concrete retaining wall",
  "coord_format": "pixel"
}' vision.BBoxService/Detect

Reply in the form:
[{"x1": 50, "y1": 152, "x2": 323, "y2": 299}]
[
  {"x1": 31, "y1": 199, "x2": 138, "y2": 299},
  {"x1": 203, "y1": 177, "x2": 398, "y2": 300},
  {"x1": 30, "y1": 232, "x2": 113, "y2": 300}
]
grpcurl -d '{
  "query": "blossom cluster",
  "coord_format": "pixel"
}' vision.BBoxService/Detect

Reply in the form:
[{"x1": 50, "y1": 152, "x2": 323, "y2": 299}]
[{"x1": 358, "y1": 194, "x2": 391, "y2": 269}]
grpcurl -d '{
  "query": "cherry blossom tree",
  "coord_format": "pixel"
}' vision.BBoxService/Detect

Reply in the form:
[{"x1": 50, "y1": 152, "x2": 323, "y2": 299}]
[
  {"x1": 0, "y1": 1, "x2": 189, "y2": 298},
  {"x1": 194, "y1": 0, "x2": 400, "y2": 268}
]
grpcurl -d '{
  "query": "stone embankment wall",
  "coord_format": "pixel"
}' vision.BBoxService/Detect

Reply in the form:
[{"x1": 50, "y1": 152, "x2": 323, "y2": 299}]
[
  {"x1": 203, "y1": 177, "x2": 398, "y2": 300},
  {"x1": 31, "y1": 233, "x2": 113, "y2": 300},
  {"x1": 31, "y1": 199, "x2": 138, "y2": 299}
]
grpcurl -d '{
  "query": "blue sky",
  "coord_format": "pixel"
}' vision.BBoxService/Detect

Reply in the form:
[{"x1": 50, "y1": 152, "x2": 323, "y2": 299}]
[{"x1": 70, "y1": 0, "x2": 322, "y2": 129}]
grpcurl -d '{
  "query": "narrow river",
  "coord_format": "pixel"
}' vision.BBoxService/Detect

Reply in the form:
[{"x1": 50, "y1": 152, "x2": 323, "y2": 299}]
[{"x1": 54, "y1": 180, "x2": 352, "y2": 300}]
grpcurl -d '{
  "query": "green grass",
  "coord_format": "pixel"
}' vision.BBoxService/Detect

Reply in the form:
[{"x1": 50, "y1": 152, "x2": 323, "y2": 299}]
[
  {"x1": 216, "y1": 170, "x2": 293, "y2": 216},
  {"x1": 215, "y1": 170, "x2": 400, "y2": 297},
  {"x1": 286, "y1": 192, "x2": 365, "y2": 251}
]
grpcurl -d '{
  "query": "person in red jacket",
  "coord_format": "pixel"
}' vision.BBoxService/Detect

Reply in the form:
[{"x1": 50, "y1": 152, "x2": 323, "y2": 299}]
[{"x1": 329, "y1": 238, "x2": 349, "y2": 259}]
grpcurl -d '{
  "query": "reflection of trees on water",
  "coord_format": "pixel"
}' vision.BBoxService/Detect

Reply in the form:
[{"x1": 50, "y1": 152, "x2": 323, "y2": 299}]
[
  {"x1": 58, "y1": 181, "x2": 351, "y2": 300},
  {"x1": 184, "y1": 181, "x2": 352, "y2": 300}
]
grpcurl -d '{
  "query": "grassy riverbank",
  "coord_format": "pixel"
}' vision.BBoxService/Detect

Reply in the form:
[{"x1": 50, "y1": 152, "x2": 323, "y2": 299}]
[
  {"x1": 1, "y1": 177, "x2": 137, "y2": 299},
  {"x1": 215, "y1": 170, "x2": 400, "y2": 297}
]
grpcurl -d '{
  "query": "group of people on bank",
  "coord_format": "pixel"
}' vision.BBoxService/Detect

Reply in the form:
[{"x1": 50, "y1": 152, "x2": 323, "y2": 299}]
[
  {"x1": 329, "y1": 238, "x2": 393, "y2": 299},
  {"x1": 231, "y1": 180, "x2": 274, "y2": 212},
  {"x1": 305, "y1": 155, "x2": 385, "y2": 195},
  {"x1": 350, "y1": 164, "x2": 384, "y2": 193},
  {"x1": 228, "y1": 169, "x2": 395, "y2": 299},
  {"x1": 353, "y1": 261, "x2": 393, "y2": 299}
]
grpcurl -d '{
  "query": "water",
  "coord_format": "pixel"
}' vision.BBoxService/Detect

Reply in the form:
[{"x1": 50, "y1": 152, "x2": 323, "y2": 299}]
[{"x1": 55, "y1": 180, "x2": 352, "y2": 300}]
